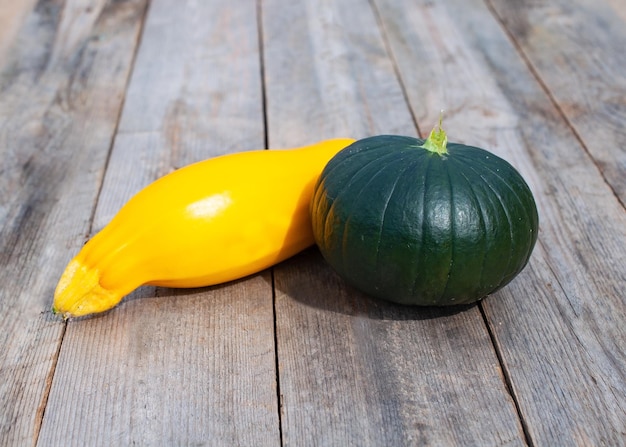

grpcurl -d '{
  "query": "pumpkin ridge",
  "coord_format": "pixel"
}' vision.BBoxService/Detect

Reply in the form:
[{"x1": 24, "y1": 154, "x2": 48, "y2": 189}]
[
  {"x1": 454, "y1": 148, "x2": 536, "y2": 235},
  {"x1": 411, "y1": 155, "x2": 433, "y2": 302},
  {"x1": 449, "y1": 156, "x2": 490, "y2": 297},
  {"x1": 483, "y1": 163, "x2": 538, "y2": 273},
  {"x1": 456, "y1": 150, "x2": 537, "y2": 277},
  {"x1": 316, "y1": 147, "x2": 361, "y2": 185},
  {"x1": 422, "y1": 156, "x2": 456, "y2": 303},
  {"x1": 326, "y1": 148, "x2": 403, "y2": 201},
  {"x1": 339, "y1": 155, "x2": 404, "y2": 276},
  {"x1": 319, "y1": 137, "x2": 408, "y2": 185},
  {"x1": 440, "y1": 164, "x2": 456, "y2": 302},
  {"x1": 461, "y1": 160, "x2": 517, "y2": 289},
  {"x1": 321, "y1": 148, "x2": 401, "y2": 250},
  {"x1": 374, "y1": 155, "x2": 425, "y2": 289}
]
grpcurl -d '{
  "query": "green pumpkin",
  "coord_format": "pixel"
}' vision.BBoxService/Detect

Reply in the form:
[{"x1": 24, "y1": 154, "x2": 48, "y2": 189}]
[{"x1": 310, "y1": 123, "x2": 539, "y2": 306}]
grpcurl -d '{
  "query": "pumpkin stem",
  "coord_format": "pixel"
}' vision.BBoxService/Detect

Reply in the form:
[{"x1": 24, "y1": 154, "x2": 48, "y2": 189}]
[{"x1": 420, "y1": 111, "x2": 448, "y2": 155}]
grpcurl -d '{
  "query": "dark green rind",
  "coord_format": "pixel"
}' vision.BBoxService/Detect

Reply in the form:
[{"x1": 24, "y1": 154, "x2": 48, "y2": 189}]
[{"x1": 311, "y1": 135, "x2": 539, "y2": 306}]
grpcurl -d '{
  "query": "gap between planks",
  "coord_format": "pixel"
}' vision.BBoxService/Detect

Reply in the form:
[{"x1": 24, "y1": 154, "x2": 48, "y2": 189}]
[
  {"x1": 258, "y1": 0, "x2": 285, "y2": 443},
  {"x1": 270, "y1": 269, "x2": 285, "y2": 447},
  {"x1": 256, "y1": 0, "x2": 270, "y2": 151},
  {"x1": 369, "y1": 0, "x2": 533, "y2": 441},
  {"x1": 32, "y1": 1, "x2": 153, "y2": 444},
  {"x1": 482, "y1": 0, "x2": 626, "y2": 210},
  {"x1": 471, "y1": 2, "x2": 552, "y2": 443},
  {"x1": 86, "y1": 0, "x2": 153, "y2": 241},
  {"x1": 33, "y1": 317, "x2": 66, "y2": 447},
  {"x1": 367, "y1": 0, "x2": 555, "y2": 442},
  {"x1": 479, "y1": 304, "x2": 534, "y2": 446},
  {"x1": 367, "y1": 0, "x2": 424, "y2": 138}
]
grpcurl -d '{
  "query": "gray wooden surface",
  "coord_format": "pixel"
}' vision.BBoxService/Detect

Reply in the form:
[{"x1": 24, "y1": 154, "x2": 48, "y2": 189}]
[{"x1": 1, "y1": 0, "x2": 624, "y2": 446}]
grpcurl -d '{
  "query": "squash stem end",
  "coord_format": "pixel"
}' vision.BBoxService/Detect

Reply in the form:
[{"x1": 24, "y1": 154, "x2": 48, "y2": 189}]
[{"x1": 53, "y1": 258, "x2": 124, "y2": 318}]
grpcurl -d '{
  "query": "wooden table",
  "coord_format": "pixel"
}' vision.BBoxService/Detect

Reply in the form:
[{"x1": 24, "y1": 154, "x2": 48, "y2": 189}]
[{"x1": 2, "y1": 0, "x2": 625, "y2": 445}]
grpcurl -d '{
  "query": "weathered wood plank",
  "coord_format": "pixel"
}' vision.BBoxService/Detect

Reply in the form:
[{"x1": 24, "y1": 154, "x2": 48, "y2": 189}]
[
  {"x1": 488, "y1": 0, "x2": 626, "y2": 205},
  {"x1": 3, "y1": 0, "x2": 623, "y2": 445},
  {"x1": 37, "y1": 0, "x2": 280, "y2": 445},
  {"x1": 274, "y1": 250, "x2": 526, "y2": 446},
  {"x1": 604, "y1": 0, "x2": 626, "y2": 22},
  {"x1": 373, "y1": 0, "x2": 626, "y2": 443},
  {"x1": 262, "y1": 0, "x2": 526, "y2": 444},
  {"x1": 0, "y1": 0, "x2": 38, "y2": 65},
  {"x1": 39, "y1": 276, "x2": 278, "y2": 446},
  {"x1": 0, "y1": 0, "x2": 147, "y2": 445},
  {"x1": 262, "y1": 0, "x2": 416, "y2": 145}
]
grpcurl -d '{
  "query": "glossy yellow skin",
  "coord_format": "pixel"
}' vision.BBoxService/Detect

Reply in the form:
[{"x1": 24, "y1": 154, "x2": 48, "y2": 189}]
[{"x1": 53, "y1": 139, "x2": 355, "y2": 318}]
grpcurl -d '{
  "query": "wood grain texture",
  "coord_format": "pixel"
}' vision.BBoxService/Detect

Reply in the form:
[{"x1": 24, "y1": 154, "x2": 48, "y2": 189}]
[
  {"x1": 603, "y1": 0, "x2": 626, "y2": 22},
  {"x1": 262, "y1": 0, "x2": 417, "y2": 146},
  {"x1": 263, "y1": 0, "x2": 525, "y2": 444},
  {"x1": 488, "y1": 0, "x2": 626, "y2": 205},
  {"x1": 0, "y1": 0, "x2": 147, "y2": 444},
  {"x1": 373, "y1": 0, "x2": 626, "y2": 443},
  {"x1": 37, "y1": 0, "x2": 280, "y2": 445},
  {"x1": 39, "y1": 275, "x2": 278, "y2": 446},
  {"x1": 2, "y1": 0, "x2": 625, "y2": 445},
  {"x1": 0, "y1": 0, "x2": 38, "y2": 66},
  {"x1": 275, "y1": 250, "x2": 526, "y2": 446},
  {"x1": 95, "y1": 0, "x2": 266, "y2": 228}
]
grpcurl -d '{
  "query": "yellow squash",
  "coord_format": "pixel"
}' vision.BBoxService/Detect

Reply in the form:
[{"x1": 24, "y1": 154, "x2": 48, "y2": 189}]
[{"x1": 53, "y1": 138, "x2": 355, "y2": 318}]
